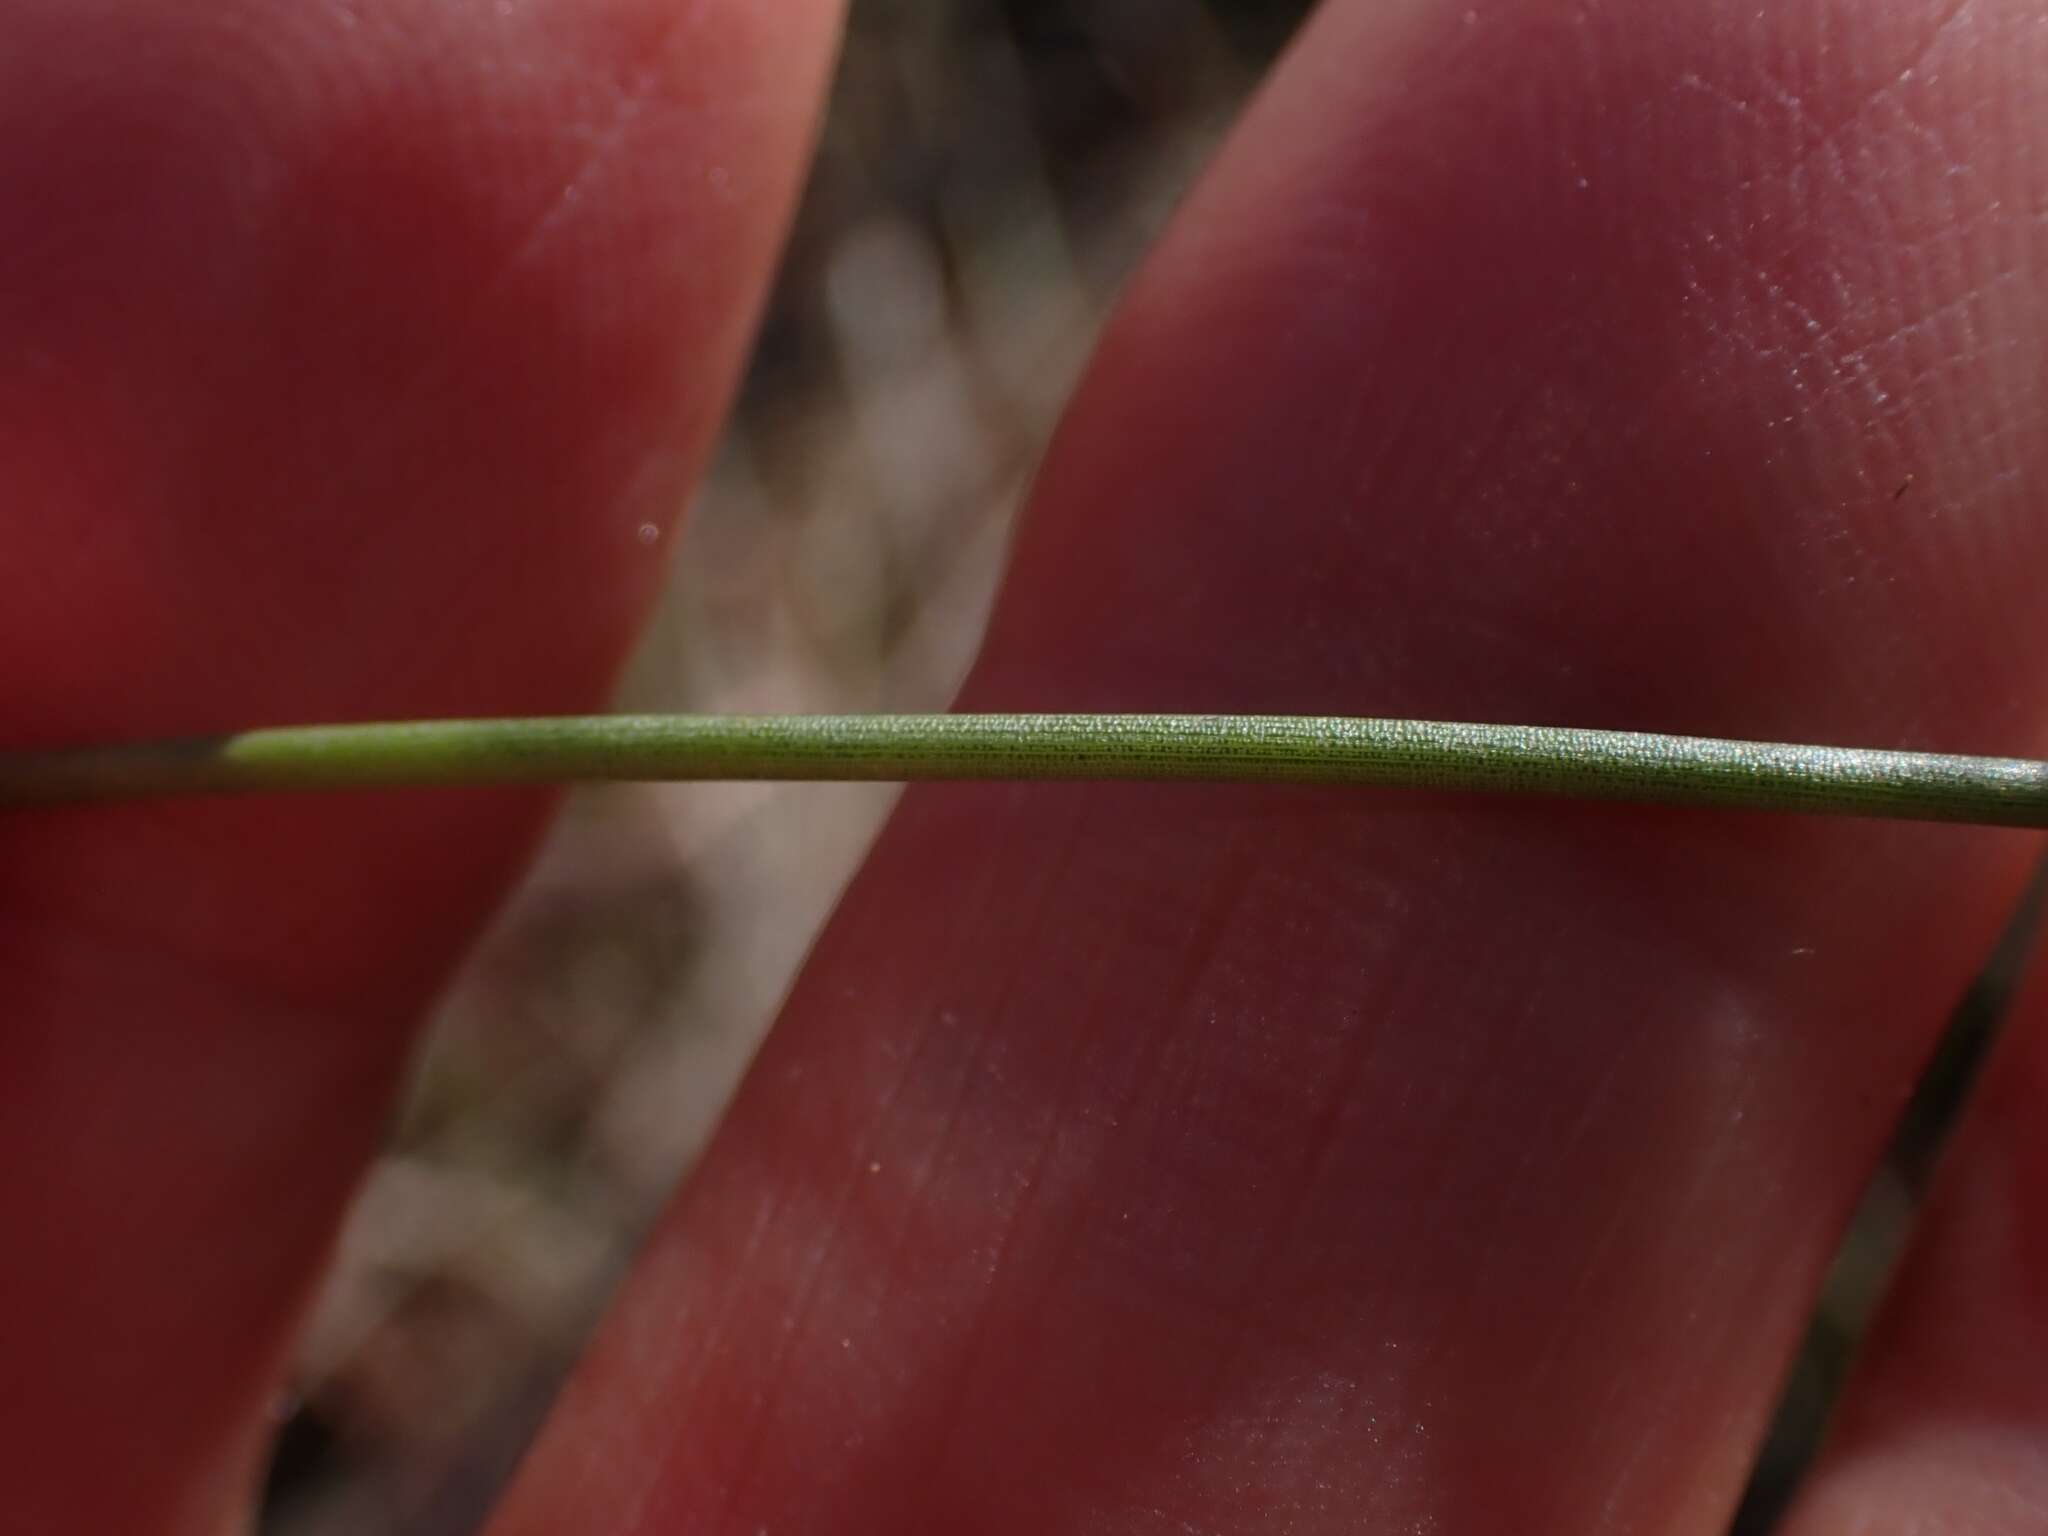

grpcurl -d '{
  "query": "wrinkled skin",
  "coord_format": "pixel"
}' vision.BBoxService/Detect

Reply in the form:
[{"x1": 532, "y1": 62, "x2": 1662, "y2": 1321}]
[{"x1": 4, "y1": 2, "x2": 2047, "y2": 1532}]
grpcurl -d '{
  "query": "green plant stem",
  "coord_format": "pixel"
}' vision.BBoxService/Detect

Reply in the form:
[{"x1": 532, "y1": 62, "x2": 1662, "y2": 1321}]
[{"x1": 2, "y1": 713, "x2": 2045, "y2": 827}]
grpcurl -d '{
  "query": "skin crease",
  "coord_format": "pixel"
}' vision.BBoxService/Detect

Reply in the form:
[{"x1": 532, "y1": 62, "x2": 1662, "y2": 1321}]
[
  {"x1": 1, "y1": 4, "x2": 2045, "y2": 1536},
  {"x1": 0, "y1": 1, "x2": 845, "y2": 1530}
]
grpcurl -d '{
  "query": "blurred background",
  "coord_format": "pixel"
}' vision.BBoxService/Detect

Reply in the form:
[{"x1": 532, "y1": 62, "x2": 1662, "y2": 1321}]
[{"x1": 256, "y1": 5, "x2": 2043, "y2": 1532}]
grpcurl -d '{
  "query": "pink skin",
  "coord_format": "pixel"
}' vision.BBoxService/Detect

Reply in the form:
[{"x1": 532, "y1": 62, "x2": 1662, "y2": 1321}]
[
  {"x1": 0, "y1": 2, "x2": 843, "y2": 1530},
  {"x1": 2, "y1": 1, "x2": 2045, "y2": 1532}
]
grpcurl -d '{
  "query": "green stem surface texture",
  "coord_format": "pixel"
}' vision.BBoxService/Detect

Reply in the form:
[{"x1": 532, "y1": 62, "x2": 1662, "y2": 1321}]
[{"x1": 2, "y1": 714, "x2": 2045, "y2": 827}]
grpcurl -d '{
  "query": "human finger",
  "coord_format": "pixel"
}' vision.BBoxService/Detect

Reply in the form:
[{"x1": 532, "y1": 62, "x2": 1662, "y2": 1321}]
[{"x1": 0, "y1": 3, "x2": 842, "y2": 1530}]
